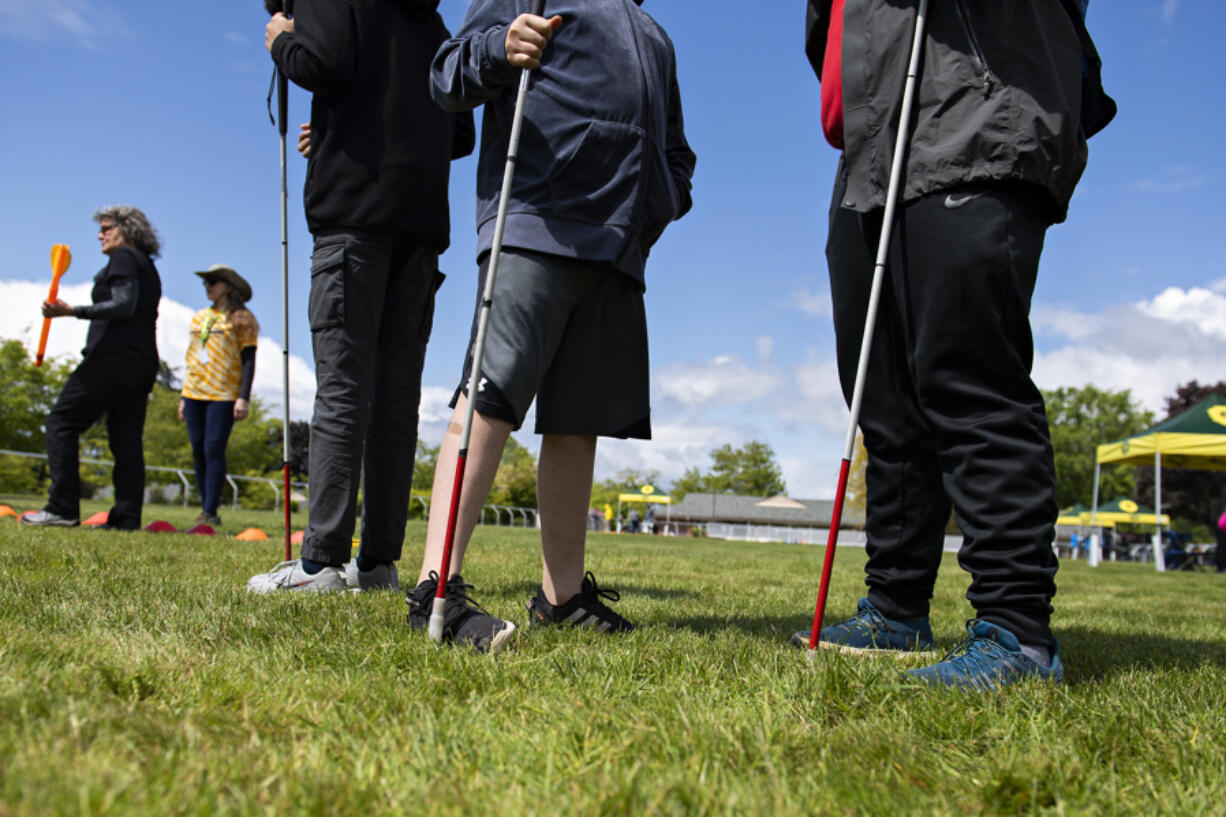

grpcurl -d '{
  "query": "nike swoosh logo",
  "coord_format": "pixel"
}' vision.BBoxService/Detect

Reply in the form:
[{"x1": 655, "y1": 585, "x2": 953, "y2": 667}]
[{"x1": 944, "y1": 193, "x2": 980, "y2": 209}]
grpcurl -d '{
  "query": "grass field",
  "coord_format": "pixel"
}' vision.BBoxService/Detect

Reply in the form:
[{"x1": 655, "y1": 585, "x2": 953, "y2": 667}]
[{"x1": 2, "y1": 493, "x2": 1225, "y2": 816}]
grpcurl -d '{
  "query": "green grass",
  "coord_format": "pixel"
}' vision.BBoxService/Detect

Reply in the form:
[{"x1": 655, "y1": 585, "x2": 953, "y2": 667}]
[{"x1": 2, "y1": 493, "x2": 1225, "y2": 816}]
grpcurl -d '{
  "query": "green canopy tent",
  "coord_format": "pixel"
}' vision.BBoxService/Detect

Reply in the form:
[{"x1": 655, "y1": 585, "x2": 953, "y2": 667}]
[
  {"x1": 1056, "y1": 502, "x2": 1095, "y2": 528},
  {"x1": 1088, "y1": 395, "x2": 1226, "y2": 570}
]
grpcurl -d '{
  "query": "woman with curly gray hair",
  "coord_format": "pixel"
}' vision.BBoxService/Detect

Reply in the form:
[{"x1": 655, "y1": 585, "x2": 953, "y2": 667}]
[{"x1": 21, "y1": 205, "x2": 163, "y2": 530}]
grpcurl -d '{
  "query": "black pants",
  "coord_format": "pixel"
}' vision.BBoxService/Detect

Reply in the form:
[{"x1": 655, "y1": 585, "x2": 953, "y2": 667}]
[
  {"x1": 44, "y1": 352, "x2": 155, "y2": 529},
  {"x1": 827, "y1": 168, "x2": 1059, "y2": 648},
  {"x1": 303, "y1": 231, "x2": 441, "y2": 565}
]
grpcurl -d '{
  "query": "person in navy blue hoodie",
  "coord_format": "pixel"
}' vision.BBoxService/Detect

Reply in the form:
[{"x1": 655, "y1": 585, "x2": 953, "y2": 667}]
[{"x1": 405, "y1": 0, "x2": 695, "y2": 651}]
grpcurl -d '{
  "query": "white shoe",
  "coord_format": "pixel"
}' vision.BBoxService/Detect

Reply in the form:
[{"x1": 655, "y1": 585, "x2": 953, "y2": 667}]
[
  {"x1": 247, "y1": 560, "x2": 345, "y2": 594},
  {"x1": 20, "y1": 510, "x2": 79, "y2": 527},
  {"x1": 342, "y1": 560, "x2": 400, "y2": 592}
]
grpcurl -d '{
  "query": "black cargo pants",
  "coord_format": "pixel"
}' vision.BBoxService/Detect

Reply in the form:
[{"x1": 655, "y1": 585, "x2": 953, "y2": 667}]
[{"x1": 302, "y1": 230, "x2": 442, "y2": 566}]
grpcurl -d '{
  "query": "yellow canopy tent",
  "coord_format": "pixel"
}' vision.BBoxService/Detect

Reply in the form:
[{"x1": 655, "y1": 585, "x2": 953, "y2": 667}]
[
  {"x1": 1088, "y1": 395, "x2": 1226, "y2": 570},
  {"x1": 615, "y1": 486, "x2": 671, "y2": 533}
]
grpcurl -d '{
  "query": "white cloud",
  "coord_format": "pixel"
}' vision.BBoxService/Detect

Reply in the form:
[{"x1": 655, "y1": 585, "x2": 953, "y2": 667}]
[
  {"x1": 654, "y1": 355, "x2": 783, "y2": 408},
  {"x1": 224, "y1": 31, "x2": 247, "y2": 46},
  {"x1": 779, "y1": 357, "x2": 848, "y2": 435},
  {"x1": 596, "y1": 419, "x2": 744, "y2": 486},
  {"x1": 1127, "y1": 165, "x2": 1209, "y2": 193},
  {"x1": 1137, "y1": 286, "x2": 1226, "y2": 340},
  {"x1": 0, "y1": 0, "x2": 131, "y2": 46},
  {"x1": 1033, "y1": 285, "x2": 1226, "y2": 411},
  {"x1": 754, "y1": 335, "x2": 774, "y2": 363},
  {"x1": 1161, "y1": 0, "x2": 1180, "y2": 26},
  {"x1": 791, "y1": 287, "x2": 833, "y2": 317},
  {"x1": 1031, "y1": 305, "x2": 1102, "y2": 341}
]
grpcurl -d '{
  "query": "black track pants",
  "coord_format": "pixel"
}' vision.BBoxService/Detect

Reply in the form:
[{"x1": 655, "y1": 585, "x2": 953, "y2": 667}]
[
  {"x1": 45, "y1": 352, "x2": 155, "y2": 529},
  {"x1": 826, "y1": 168, "x2": 1059, "y2": 648}
]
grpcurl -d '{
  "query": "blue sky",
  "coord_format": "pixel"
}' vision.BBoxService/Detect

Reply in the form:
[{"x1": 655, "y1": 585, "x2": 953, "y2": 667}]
[{"x1": 1, "y1": 0, "x2": 1224, "y2": 497}]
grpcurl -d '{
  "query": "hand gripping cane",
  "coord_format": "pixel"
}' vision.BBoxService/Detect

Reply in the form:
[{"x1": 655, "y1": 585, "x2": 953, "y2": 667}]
[
  {"x1": 429, "y1": 0, "x2": 548, "y2": 643},
  {"x1": 806, "y1": 0, "x2": 930, "y2": 657}
]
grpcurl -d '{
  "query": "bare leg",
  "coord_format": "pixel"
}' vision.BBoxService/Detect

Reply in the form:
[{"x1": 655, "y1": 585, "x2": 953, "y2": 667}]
[
  {"x1": 416, "y1": 393, "x2": 512, "y2": 585},
  {"x1": 538, "y1": 434, "x2": 597, "y2": 604}
]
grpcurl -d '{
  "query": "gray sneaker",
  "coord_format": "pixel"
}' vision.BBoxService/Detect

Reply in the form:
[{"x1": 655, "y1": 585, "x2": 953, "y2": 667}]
[
  {"x1": 342, "y1": 560, "x2": 400, "y2": 592},
  {"x1": 20, "y1": 510, "x2": 79, "y2": 527},
  {"x1": 405, "y1": 572, "x2": 516, "y2": 653},
  {"x1": 247, "y1": 560, "x2": 345, "y2": 594}
]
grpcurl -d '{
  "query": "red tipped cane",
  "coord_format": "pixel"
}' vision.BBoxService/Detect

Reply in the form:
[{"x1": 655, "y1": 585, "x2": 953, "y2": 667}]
[
  {"x1": 429, "y1": 0, "x2": 548, "y2": 642},
  {"x1": 269, "y1": 0, "x2": 295, "y2": 560},
  {"x1": 807, "y1": 0, "x2": 930, "y2": 656}
]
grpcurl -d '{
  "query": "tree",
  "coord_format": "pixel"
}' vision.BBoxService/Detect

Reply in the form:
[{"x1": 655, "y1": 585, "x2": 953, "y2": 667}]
[
  {"x1": 412, "y1": 439, "x2": 438, "y2": 493},
  {"x1": 488, "y1": 436, "x2": 537, "y2": 510},
  {"x1": 672, "y1": 441, "x2": 786, "y2": 499},
  {"x1": 1043, "y1": 385, "x2": 1153, "y2": 510},
  {"x1": 0, "y1": 339, "x2": 73, "y2": 492},
  {"x1": 1135, "y1": 379, "x2": 1226, "y2": 535},
  {"x1": 844, "y1": 432, "x2": 868, "y2": 522}
]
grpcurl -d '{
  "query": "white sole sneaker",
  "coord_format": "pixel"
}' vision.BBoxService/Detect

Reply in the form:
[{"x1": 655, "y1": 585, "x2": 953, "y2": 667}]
[{"x1": 247, "y1": 560, "x2": 346, "y2": 594}]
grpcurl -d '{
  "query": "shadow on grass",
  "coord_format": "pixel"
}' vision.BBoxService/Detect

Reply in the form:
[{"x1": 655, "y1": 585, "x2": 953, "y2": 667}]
[
  {"x1": 666, "y1": 613, "x2": 804, "y2": 638},
  {"x1": 1058, "y1": 626, "x2": 1226, "y2": 683},
  {"x1": 490, "y1": 579, "x2": 700, "y2": 602}
]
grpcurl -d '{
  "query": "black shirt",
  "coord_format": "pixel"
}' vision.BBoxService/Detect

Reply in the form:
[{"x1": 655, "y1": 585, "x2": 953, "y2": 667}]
[{"x1": 80, "y1": 246, "x2": 161, "y2": 361}]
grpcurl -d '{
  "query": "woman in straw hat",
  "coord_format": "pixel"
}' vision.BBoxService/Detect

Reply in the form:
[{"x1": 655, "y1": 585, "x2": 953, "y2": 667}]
[{"x1": 179, "y1": 264, "x2": 258, "y2": 528}]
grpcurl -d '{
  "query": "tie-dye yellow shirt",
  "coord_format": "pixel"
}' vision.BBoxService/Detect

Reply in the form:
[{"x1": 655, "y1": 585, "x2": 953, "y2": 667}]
[{"x1": 181, "y1": 307, "x2": 258, "y2": 401}]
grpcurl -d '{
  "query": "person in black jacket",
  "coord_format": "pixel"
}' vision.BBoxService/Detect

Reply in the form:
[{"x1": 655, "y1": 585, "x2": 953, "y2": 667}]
[
  {"x1": 23, "y1": 205, "x2": 162, "y2": 531},
  {"x1": 792, "y1": 0, "x2": 1114, "y2": 689},
  {"x1": 248, "y1": 0, "x2": 475, "y2": 595}
]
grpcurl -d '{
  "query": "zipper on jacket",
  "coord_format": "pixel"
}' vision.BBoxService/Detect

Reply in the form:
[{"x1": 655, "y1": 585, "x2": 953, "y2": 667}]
[
  {"x1": 952, "y1": 0, "x2": 993, "y2": 96},
  {"x1": 621, "y1": 0, "x2": 653, "y2": 258}
]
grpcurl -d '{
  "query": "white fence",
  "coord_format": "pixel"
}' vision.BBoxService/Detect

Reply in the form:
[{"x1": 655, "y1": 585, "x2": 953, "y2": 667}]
[
  {"x1": 705, "y1": 522, "x2": 962, "y2": 552},
  {"x1": 0, "y1": 449, "x2": 539, "y2": 527}
]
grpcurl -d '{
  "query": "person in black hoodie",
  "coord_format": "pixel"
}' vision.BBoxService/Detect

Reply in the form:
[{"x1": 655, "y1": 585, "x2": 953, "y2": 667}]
[
  {"x1": 23, "y1": 205, "x2": 162, "y2": 531},
  {"x1": 248, "y1": 0, "x2": 474, "y2": 594},
  {"x1": 402, "y1": 0, "x2": 695, "y2": 651}
]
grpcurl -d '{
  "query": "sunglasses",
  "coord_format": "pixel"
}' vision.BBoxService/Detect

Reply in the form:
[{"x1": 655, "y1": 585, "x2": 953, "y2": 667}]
[
  {"x1": 203, "y1": 278, "x2": 223, "y2": 287},
  {"x1": 98, "y1": 223, "x2": 118, "y2": 234}
]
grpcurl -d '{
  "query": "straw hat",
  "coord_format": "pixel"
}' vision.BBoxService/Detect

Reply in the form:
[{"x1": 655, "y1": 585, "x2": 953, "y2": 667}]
[{"x1": 194, "y1": 264, "x2": 252, "y2": 303}]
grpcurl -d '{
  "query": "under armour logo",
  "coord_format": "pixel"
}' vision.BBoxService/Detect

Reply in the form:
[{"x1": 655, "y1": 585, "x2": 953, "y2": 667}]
[{"x1": 478, "y1": 377, "x2": 488, "y2": 392}]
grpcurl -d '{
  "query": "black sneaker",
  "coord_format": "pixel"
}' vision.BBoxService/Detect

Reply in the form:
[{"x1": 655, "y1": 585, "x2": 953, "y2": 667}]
[
  {"x1": 525, "y1": 571, "x2": 635, "y2": 633},
  {"x1": 405, "y1": 572, "x2": 516, "y2": 653}
]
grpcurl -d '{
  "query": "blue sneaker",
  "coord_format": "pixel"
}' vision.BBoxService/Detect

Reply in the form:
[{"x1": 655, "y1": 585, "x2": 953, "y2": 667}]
[
  {"x1": 906, "y1": 619, "x2": 1063, "y2": 690},
  {"x1": 789, "y1": 597, "x2": 935, "y2": 654}
]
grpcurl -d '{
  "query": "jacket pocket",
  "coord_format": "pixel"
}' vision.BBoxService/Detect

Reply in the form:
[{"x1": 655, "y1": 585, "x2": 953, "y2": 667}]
[
  {"x1": 636, "y1": 139, "x2": 681, "y2": 254},
  {"x1": 548, "y1": 120, "x2": 644, "y2": 228},
  {"x1": 308, "y1": 242, "x2": 346, "y2": 332}
]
